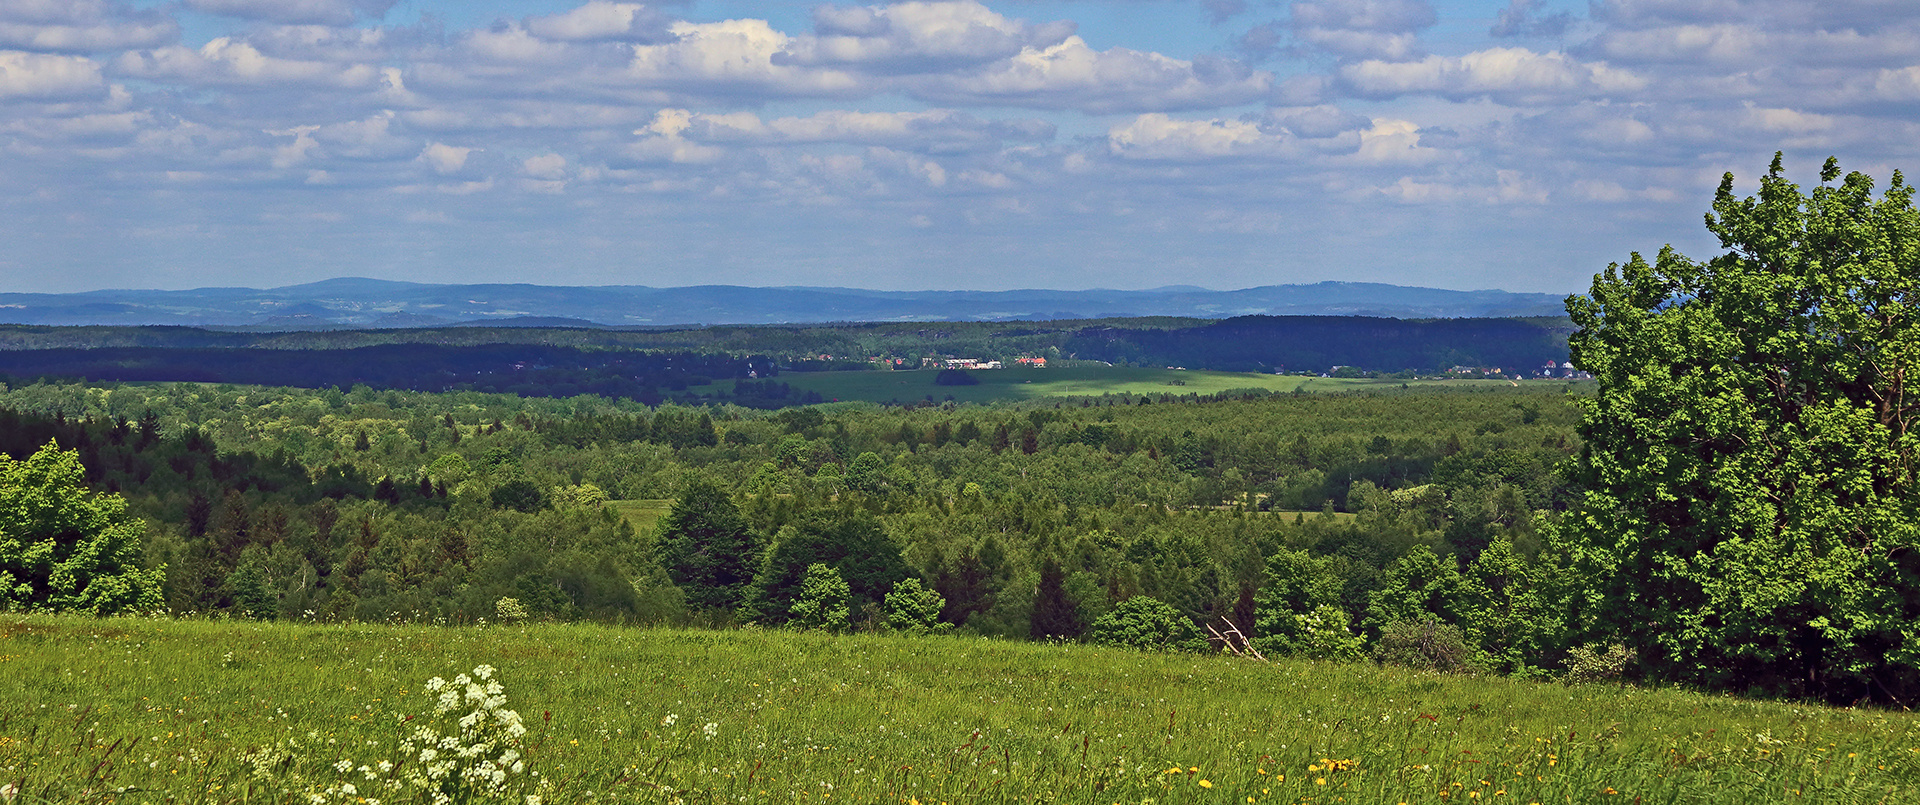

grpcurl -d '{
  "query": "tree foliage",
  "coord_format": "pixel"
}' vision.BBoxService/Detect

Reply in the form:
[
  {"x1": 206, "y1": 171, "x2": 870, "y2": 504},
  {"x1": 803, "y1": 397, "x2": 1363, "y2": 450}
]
[
  {"x1": 883, "y1": 578, "x2": 949, "y2": 635},
  {"x1": 1087, "y1": 596, "x2": 1205, "y2": 653},
  {"x1": 790, "y1": 563, "x2": 852, "y2": 632},
  {"x1": 655, "y1": 479, "x2": 758, "y2": 610},
  {"x1": 0, "y1": 441, "x2": 164, "y2": 614},
  {"x1": 1563, "y1": 155, "x2": 1920, "y2": 702}
]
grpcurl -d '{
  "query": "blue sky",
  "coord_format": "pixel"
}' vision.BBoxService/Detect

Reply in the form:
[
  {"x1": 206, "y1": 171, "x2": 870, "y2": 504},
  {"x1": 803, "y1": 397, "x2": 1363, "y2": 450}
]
[{"x1": 3, "y1": 0, "x2": 1913, "y2": 294}]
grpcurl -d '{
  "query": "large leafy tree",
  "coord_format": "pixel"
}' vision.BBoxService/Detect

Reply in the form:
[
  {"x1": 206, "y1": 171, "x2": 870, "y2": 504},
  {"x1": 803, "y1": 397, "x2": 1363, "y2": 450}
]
[
  {"x1": 0, "y1": 441, "x2": 165, "y2": 615},
  {"x1": 1562, "y1": 155, "x2": 1920, "y2": 702}
]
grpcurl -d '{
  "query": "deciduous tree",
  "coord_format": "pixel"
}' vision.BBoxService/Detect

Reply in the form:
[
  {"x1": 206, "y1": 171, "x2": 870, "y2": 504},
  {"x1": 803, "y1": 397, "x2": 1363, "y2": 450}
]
[
  {"x1": 1562, "y1": 155, "x2": 1920, "y2": 702},
  {"x1": 0, "y1": 441, "x2": 164, "y2": 615}
]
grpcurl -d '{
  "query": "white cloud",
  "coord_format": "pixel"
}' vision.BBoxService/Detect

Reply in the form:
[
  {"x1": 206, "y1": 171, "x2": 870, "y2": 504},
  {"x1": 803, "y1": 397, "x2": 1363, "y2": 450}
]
[
  {"x1": 624, "y1": 108, "x2": 727, "y2": 163},
  {"x1": 523, "y1": 153, "x2": 567, "y2": 179},
  {"x1": 1260, "y1": 104, "x2": 1372, "y2": 138},
  {"x1": 0, "y1": 50, "x2": 105, "y2": 98},
  {"x1": 1290, "y1": 0, "x2": 1436, "y2": 59},
  {"x1": 316, "y1": 110, "x2": 410, "y2": 158},
  {"x1": 183, "y1": 0, "x2": 397, "y2": 27},
  {"x1": 245, "y1": 24, "x2": 391, "y2": 63},
  {"x1": 418, "y1": 142, "x2": 473, "y2": 174},
  {"x1": 778, "y1": 1, "x2": 1076, "y2": 73},
  {"x1": 913, "y1": 36, "x2": 1272, "y2": 113},
  {"x1": 526, "y1": 2, "x2": 671, "y2": 43},
  {"x1": 0, "y1": 1, "x2": 177, "y2": 53},
  {"x1": 1340, "y1": 47, "x2": 1646, "y2": 102},
  {"x1": 1108, "y1": 113, "x2": 1293, "y2": 160},
  {"x1": 624, "y1": 19, "x2": 866, "y2": 98},
  {"x1": 1349, "y1": 118, "x2": 1439, "y2": 164},
  {"x1": 268, "y1": 124, "x2": 320, "y2": 168},
  {"x1": 115, "y1": 37, "x2": 379, "y2": 87},
  {"x1": 461, "y1": 24, "x2": 586, "y2": 66}
]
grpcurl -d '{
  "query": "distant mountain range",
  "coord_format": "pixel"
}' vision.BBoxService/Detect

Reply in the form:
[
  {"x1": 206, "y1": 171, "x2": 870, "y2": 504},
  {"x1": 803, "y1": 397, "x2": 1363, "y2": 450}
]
[{"x1": 0, "y1": 278, "x2": 1574, "y2": 328}]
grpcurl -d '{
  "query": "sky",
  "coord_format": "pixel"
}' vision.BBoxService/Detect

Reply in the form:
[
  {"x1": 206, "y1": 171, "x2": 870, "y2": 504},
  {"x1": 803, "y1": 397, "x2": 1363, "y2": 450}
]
[{"x1": 2, "y1": 0, "x2": 1915, "y2": 295}]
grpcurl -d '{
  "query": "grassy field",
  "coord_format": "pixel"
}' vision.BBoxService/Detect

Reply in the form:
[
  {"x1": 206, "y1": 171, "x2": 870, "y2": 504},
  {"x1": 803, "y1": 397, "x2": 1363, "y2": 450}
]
[
  {"x1": 716, "y1": 367, "x2": 1550, "y2": 405},
  {"x1": 605, "y1": 500, "x2": 674, "y2": 536},
  {"x1": 4, "y1": 615, "x2": 1915, "y2": 804}
]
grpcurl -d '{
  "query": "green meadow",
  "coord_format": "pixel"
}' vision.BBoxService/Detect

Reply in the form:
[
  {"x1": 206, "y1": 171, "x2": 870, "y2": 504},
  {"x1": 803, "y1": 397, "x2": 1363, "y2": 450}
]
[
  {"x1": 715, "y1": 367, "x2": 1539, "y2": 405},
  {"x1": 5, "y1": 614, "x2": 1915, "y2": 804}
]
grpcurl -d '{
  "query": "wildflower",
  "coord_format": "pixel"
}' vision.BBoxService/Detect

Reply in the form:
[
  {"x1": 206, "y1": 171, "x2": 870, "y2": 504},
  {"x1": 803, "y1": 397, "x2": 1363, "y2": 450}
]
[
  {"x1": 703, "y1": 722, "x2": 719, "y2": 739},
  {"x1": 661, "y1": 714, "x2": 680, "y2": 727},
  {"x1": 1199, "y1": 780, "x2": 1213, "y2": 788}
]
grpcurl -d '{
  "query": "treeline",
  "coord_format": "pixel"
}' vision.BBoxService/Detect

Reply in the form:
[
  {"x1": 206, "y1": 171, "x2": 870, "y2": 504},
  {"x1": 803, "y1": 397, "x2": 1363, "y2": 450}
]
[
  {"x1": 0, "y1": 378, "x2": 1608, "y2": 685},
  {"x1": 0, "y1": 345, "x2": 776, "y2": 406}
]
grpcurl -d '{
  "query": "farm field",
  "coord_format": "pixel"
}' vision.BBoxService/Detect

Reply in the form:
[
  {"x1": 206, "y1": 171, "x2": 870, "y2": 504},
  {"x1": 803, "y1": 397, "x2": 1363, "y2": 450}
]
[
  {"x1": 4, "y1": 614, "x2": 1914, "y2": 804},
  {"x1": 717, "y1": 366, "x2": 1549, "y2": 405}
]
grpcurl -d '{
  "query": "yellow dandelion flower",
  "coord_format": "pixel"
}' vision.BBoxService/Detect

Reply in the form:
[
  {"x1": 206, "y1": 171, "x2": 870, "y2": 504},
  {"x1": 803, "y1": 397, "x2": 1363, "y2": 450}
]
[
  {"x1": 1316, "y1": 778, "x2": 1327, "y2": 786},
  {"x1": 1199, "y1": 780, "x2": 1213, "y2": 788}
]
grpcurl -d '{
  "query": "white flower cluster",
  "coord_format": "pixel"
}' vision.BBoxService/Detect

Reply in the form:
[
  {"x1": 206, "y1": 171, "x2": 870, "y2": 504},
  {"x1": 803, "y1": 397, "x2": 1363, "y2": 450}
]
[
  {"x1": 243, "y1": 665, "x2": 543, "y2": 805},
  {"x1": 402, "y1": 665, "x2": 532, "y2": 804}
]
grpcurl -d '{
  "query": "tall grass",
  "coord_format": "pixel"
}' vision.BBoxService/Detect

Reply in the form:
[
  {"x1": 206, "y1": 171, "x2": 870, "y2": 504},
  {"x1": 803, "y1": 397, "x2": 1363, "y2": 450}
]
[{"x1": 3, "y1": 614, "x2": 1915, "y2": 803}]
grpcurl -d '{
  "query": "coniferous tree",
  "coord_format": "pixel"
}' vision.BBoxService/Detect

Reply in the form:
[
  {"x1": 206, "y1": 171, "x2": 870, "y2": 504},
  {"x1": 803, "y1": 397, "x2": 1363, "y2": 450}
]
[{"x1": 656, "y1": 478, "x2": 759, "y2": 610}]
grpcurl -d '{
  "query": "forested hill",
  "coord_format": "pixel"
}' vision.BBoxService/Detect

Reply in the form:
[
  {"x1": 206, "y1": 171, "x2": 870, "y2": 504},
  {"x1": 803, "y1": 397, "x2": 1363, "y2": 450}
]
[
  {"x1": 1064, "y1": 316, "x2": 1569, "y2": 373},
  {"x1": 0, "y1": 316, "x2": 1569, "y2": 400},
  {"x1": 0, "y1": 278, "x2": 1572, "y2": 327}
]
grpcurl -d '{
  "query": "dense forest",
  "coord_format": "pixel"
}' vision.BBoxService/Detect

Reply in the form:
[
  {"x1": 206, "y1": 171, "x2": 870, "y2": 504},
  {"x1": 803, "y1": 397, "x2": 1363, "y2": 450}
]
[
  {"x1": 0, "y1": 315, "x2": 1570, "y2": 392},
  {"x1": 0, "y1": 345, "x2": 784, "y2": 407},
  {"x1": 0, "y1": 378, "x2": 1582, "y2": 676}
]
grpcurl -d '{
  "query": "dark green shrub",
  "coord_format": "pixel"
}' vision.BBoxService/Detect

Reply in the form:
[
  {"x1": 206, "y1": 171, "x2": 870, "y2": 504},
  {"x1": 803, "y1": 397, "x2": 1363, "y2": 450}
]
[{"x1": 1372, "y1": 618, "x2": 1472, "y2": 673}]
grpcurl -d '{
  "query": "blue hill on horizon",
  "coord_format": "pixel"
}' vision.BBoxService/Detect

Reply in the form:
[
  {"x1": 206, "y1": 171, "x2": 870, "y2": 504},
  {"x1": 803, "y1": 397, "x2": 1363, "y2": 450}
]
[{"x1": 0, "y1": 279, "x2": 1574, "y2": 328}]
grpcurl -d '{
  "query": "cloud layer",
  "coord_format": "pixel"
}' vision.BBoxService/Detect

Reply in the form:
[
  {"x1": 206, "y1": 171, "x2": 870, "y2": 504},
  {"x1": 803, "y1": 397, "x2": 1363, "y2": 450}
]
[{"x1": 0, "y1": 0, "x2": 1913, "y2": 294}]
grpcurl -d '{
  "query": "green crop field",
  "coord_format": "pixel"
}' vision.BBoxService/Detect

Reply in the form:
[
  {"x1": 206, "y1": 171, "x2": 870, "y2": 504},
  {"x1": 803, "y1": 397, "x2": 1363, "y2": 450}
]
[
  {"x1": 718, "y1": 367, "x2": 1546, "y2": 405},
  {"x1": 5, "y1": 614, "x2": 1915, "y2": 804}
]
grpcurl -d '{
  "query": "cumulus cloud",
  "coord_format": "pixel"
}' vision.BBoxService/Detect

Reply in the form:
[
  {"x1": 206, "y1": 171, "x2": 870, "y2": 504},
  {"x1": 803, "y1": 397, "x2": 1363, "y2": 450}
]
[
  {"x1": 526, "y1": 1, "x2": 673, "y2": 43},
  {"x1": 417, "y1": 142, "x2": 474, "y2": 174},
  {"x1": 628, "y1": 107, "x2": 1053, "y2": 155},
  {"x1": 1259, "y1": 104, "x2": 1372, "y2": 138},
  {"x1": 912, "y1": 37, "x2": 1271, "y2": 113},
  {"x1": 1350, "y1": 118, "x2": 1441, "y2": 164},
  {"x1": 0, "y1": 50, "x2": 106, "y2": 99},
  {"x1": 184, "y1": 0, "x2": 397, "y2": 27},
  {"x1": 0, "y1": 1, "x2": 177, "y2": 53},
  {"x1": 315, "y1": 110, "x2": 411, "y2": 158},
  {"x1": 1290, "y1": 0, "x2": 1436, "y2": 60},
  {"x1": 776, "y1": 1, "x2": 1076, "y2": 73},
  {"x1": 1109, "y1": 113, "x2": 1295, "y2": 160},
  {"x1": 1340, "y1": 47, "x2": 1645, "y2": 102},
  {"x1": 116, "y1": 37, "x2": 379, "y2": 88},
  {"x1": 244, "y1": 24, "x2": 393, "y2": 63},
  {"x1": 624, "y1": 19, "x2": 866, "y2": 98},
  {"x1": 522, "y1": 153, "x2": 567, "y2": 179}
]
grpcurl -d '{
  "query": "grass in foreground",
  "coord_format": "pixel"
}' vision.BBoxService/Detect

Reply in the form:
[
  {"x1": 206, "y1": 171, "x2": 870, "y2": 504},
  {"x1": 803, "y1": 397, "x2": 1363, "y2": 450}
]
[
  {"x1": 713, "y1": 367, "x2": 1544, "y2": 405},
  {"x1": 3, "y1": 614, "x2": 1916, "y2": 804}
]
